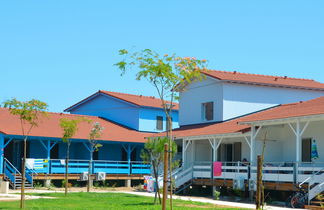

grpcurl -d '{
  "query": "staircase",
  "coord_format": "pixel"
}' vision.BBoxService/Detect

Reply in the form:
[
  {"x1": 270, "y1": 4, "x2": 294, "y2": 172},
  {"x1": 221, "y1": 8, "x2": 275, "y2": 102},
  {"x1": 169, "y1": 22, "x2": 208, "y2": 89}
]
[
  {"x1": 173, "y1": 166, "x2": 193, "y2": 194},
  {"x1": 3, "y1": 158, "x2": 34, "y2": 189},
  {"x1": 299, "y1": 167, "x2": 324, "y2": 207}
]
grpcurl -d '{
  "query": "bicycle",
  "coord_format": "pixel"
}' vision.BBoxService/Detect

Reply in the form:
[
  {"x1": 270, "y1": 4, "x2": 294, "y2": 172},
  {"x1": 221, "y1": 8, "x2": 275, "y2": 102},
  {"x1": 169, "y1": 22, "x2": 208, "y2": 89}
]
[{"x1": 286, "y1": 186, "x2": 307, "y2": 208}]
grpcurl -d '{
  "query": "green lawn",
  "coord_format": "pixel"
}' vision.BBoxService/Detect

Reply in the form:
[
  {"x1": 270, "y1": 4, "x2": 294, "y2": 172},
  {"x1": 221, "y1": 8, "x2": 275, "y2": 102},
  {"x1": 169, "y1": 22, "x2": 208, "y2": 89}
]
[{"x1": 0, "y1": 192, "x2": 249, "y2": 210}]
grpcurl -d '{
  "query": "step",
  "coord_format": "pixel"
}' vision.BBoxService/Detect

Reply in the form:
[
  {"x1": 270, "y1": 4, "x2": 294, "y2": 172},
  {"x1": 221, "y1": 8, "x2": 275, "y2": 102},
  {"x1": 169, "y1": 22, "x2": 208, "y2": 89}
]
[{"x1": 305, "y1": 205, "x2": 324, "y2": 210}]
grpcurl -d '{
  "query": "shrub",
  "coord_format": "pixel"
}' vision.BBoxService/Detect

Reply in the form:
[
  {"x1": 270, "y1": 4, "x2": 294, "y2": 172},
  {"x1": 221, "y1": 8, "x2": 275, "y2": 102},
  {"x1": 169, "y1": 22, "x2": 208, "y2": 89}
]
[{"x1": 214, "y1": 190, "x2": 221, "y2": 200}]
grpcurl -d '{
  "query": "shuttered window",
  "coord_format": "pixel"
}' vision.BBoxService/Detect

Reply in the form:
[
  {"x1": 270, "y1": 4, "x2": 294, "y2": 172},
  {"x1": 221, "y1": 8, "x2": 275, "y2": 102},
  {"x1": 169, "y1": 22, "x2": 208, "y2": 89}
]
[
  {"x1": 202, "y1": 102, "x2": 214, "y2": 121},
  {"x1": 156, "y1": 116, "x2": 163, "y2": 130},
  {"x1": 233, "y1": 142, "x2": 242, "y2": 162},
  {"x1": 302, "y1": 138, "x2": 311, "y2": 162}
]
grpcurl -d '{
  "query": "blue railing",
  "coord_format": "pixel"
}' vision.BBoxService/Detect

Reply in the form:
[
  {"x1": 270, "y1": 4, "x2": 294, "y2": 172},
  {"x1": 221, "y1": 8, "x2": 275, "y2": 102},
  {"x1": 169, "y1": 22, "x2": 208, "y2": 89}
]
[
  {"x1": 3, "y1": 158, "x2": 20, "y2": 188},
  {"x1": 31, "y1": 159, "x2": 150, "y2": 175}
]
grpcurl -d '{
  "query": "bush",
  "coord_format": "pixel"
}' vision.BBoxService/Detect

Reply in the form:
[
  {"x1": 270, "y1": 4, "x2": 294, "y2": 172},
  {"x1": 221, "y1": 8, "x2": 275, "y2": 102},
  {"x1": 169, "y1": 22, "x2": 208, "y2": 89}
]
[
  {"x1": 62, "y1": 180, "x2": 72, "y2": 188},
  {"x1": 33, "y1": 181, "x2": 43, "y2": 188},
  {"x1": 214, "y1": 190, "x2": 221, "y2": 200}
]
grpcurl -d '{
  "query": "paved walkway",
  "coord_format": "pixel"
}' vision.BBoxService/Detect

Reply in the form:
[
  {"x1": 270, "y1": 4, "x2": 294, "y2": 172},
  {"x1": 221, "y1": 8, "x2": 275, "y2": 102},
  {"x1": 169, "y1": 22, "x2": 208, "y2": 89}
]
[
  {"x1": 0, "y1": 193, "x2": 52, "y2": 201},
  {"x1": 108, "y1": 191, "x2": 303, "y2": 210}
]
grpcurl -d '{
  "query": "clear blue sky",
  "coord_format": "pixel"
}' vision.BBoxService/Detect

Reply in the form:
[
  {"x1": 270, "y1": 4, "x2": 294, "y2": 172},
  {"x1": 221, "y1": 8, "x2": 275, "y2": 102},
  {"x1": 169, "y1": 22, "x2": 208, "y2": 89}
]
[{"x1": 1, "y1": 1, "x2": 324, "y2": 112}]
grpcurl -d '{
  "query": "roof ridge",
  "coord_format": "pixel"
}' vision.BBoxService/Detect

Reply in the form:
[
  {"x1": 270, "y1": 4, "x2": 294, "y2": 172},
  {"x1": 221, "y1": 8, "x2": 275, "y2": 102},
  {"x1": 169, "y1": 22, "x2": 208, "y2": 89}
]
[
  {"x1": 100, "y1": 90, "x2": 179, "y2": 103},
  {"x1": 207, "y1": 69, "x2": 315, "y2": 82}
]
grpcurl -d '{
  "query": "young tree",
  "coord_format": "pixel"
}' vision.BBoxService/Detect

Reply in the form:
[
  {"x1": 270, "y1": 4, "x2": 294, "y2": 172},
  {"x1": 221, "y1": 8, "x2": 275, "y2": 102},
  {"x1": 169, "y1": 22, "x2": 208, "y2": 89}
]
[
  {"x1": 87, "y1": 122, "x2": 104, "y2": 192},
  {"x1": 3, "y1": 98, "x2": 48, "y2": 209},
  {"x1": 116, "y1": 49, "x2": 207, "y2": 209},
  {"x1": 59, "y1": 117, "x2": 87, "y2": 196},
  {"x1": 140, "y1": 137, "x2": 178, "y2": 205}
]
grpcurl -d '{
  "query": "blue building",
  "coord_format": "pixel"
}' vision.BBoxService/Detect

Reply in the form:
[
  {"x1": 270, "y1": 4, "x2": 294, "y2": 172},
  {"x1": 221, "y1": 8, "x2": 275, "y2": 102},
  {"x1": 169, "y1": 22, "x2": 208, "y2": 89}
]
[
  {"x1": 65, "y1": 90, "x2": 179, "y2": 132},
  {"x1": 0, "y1": 90, "x2": 179, "y2": 188}
]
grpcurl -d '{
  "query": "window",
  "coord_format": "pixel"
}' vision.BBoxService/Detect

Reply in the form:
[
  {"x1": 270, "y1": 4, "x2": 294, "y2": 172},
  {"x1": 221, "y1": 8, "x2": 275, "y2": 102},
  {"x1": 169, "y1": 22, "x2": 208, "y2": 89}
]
[
  {"x1": 51, "y1": 143, "x2": 59, "y2": 159},
  {"x1": 156, "y1": 116, "x2": 163, "y2": 130},
  {"x1": 302, "y1": 138, "x2": 311, "y2": 162},
  {"x1": 93, "y1": 150, "x2": 99, "y2": 160},
  {"x1": 166, "y1": 117, "x2": 173, "y2": 131},
  {"x1": 202, "y1": 102, "x2": 214, "y2": 121}
]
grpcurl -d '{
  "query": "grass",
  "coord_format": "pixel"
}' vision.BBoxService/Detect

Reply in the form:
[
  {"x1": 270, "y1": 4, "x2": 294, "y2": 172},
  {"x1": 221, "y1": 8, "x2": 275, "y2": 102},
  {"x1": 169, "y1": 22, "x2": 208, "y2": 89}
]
[{"x1": 0, "y1": 192, "x2": 249, "y2": 210}]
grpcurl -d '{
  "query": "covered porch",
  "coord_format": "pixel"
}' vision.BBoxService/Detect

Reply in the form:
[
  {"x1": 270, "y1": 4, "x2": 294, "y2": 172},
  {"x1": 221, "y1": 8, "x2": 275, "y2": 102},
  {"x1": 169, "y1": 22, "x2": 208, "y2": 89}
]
[
  {"x1": 177, "y1": 116, "x2": 324, "y2": 185},
  {"x1": 0, "y1": 134, "x2": 150, "y2": 176}
]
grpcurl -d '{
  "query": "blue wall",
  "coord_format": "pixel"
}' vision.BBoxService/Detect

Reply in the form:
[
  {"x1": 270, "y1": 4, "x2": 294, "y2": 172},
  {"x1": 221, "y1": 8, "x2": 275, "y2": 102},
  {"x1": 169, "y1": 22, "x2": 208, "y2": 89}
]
[
  {"x1": 29, "y1": 141, "x2": 47, "y2": 158},
  {"x1": 139, "y1": 108, "x2": 179, "y2": 132},
  {"x1": 69, "y1": 93, "x2": 140, "y2": 130}
]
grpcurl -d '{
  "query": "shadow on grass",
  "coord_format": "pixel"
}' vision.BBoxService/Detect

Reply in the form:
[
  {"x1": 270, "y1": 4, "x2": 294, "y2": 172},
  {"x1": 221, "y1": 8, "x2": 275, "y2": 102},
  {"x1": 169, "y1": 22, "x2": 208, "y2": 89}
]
[{"x1": 123, "y1": 202, "x2": 157, "y2": 206}]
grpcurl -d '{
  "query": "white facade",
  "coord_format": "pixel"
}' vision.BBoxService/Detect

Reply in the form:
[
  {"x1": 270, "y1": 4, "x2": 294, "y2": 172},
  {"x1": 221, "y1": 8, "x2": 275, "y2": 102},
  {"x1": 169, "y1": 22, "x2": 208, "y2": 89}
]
[{"x1": 179, "y1": 77, "x2": 324, "y2": 126}]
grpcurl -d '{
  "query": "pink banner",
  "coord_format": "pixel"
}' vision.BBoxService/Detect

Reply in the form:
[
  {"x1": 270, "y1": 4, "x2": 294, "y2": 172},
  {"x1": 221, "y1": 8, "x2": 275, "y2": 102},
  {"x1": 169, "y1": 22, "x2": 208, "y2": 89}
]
[{"x1": 213, "y1": 162, "x2": 222, "y2": 176}]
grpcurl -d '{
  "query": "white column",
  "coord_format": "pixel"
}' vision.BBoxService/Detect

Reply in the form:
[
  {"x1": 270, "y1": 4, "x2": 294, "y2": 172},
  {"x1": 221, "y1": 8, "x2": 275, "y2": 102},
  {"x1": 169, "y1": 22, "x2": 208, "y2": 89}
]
[
  {"x1": 296, "y1": 121, "x2": 301, "y2": 162},
  {"x1": 191, "y1": 140, "x2": 195, "y2": 165},
  {"x1": 213, "y1": 138, "x2": 216, "y2": 162},
  {"x1": 250, "y1": 126, "x2": 255, "y2": 164},
  {"x1": 182, "y1": 139, "x2": 186, "y2": 167}
]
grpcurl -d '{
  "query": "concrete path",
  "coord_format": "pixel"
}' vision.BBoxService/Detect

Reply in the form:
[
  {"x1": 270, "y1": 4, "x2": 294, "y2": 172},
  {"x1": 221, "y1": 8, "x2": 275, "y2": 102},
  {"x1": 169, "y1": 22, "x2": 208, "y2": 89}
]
[
  {"x1": 0, "y1": 193, "x2": 52, "y2": 201},
  {"x1": 108, "y1": 191, "x2": 303, "y2": 210}
]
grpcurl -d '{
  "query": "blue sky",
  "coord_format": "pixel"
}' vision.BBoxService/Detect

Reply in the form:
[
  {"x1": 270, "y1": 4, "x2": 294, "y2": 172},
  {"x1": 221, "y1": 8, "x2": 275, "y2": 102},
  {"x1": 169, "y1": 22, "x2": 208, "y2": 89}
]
[{"x1": 1, "y1": 1, "x2": 324, "y2": 112}]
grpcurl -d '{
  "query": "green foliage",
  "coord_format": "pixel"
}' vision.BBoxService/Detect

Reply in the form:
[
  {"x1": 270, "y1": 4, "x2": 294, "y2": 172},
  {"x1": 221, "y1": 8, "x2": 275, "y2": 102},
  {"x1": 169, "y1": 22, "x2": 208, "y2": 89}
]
[
  {"x1": 3, "y1": 98, "x2": 48, "y2": 132},
  {"x1": 33, "y1": 181, "x2": 43, "y2": 189},
  {"x1": 59, "y1": 118, "x2": 88, "y2": 143},
  {"x1": 88, "y1": 122, "x2": 104, "y2": 151},
  {"x1": 61, "y1": 180, "x2": 72, "y2": 188},
  {"x1": 115, "y1": 49, "x2": 207, "y2": 109},
  {"x1": 140, "y1": 137, "x2": 178, "y2": 166},
  {"x1": 214, "y1": 190, "x2": 221, "y2": 200}
]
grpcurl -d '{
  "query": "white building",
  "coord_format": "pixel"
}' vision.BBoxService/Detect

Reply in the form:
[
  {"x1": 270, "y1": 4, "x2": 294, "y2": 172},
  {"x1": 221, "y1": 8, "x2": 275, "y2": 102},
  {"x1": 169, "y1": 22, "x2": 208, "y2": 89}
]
[{"x1": 170, "y1": 70, "x2": 324, "y2": 203}]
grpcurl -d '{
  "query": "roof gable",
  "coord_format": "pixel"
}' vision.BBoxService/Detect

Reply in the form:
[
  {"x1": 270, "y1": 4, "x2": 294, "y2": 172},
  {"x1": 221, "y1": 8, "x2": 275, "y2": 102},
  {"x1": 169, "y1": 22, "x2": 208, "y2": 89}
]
[{"x1": 65, "y1": 90, "x2": 179, "y2": 112}]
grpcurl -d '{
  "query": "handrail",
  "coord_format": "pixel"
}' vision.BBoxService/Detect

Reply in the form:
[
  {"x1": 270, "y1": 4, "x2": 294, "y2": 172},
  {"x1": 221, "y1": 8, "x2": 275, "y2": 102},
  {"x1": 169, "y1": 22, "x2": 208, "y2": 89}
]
[
  {"x1": 299, "y1": 167, "x2": 324, "y2": 188},
  {"x1": 4, "y1": 158, "x2": 21, "y2": 175}
]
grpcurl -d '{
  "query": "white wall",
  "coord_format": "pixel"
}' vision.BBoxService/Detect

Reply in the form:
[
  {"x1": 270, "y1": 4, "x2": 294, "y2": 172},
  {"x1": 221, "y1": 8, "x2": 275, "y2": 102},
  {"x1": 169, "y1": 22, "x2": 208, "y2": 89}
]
[
  {"x1": 253, "y1": 121, "x2": 324, "y2": 164},
  {"x1": 223, "y1": 83, "x2": 324, "y2": 120},
  {"x1": 179, "y1": 77, "x2": 223, "y2": 126},
  {"x1": 195, "y1": 140, "x2": 212, "y2": 161}
]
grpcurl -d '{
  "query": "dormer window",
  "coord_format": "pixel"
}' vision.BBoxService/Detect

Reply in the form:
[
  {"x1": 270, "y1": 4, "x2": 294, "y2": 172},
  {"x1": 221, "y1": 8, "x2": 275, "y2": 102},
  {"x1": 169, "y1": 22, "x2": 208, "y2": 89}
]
[
  {"x1": 202, "y1": 102, "x2": 213, "y2": 121},
  {"x1": 156, "y1": 116, "x2": 163, "y2": 130}
]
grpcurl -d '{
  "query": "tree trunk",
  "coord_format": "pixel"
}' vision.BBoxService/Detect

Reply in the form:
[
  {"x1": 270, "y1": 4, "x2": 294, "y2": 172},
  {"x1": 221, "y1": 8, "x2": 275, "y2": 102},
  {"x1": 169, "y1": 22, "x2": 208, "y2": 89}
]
[
  {"x1": 162, "y1": 143, "x2": 168, "y2": 210},
  {"x1": 87, "y1": 147, "x2": 92, "y2": 193},
  {"x1": 256, "y1": 155, "x2": 262, "y2": 210},
  {"x1": 20, "y1": 138, "x2": 27, "y2": 209},
  {"x1": 152, "y1": 160, "x2": 161, "y2": 204},
  {"x1": 167, "y1": 116, "x2": 173, "y2": 210},
  {"x1": 65, "y1": 142, "x2": 70, "y2": 196}
]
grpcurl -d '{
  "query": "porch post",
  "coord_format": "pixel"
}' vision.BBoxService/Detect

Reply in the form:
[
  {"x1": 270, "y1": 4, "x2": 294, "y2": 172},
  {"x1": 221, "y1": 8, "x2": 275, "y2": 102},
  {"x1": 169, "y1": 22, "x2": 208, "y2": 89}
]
[
  {"x1": 0, "y1": 134, "x2": 4, "y2": 174},
  {"x1": 127, "y1": 144, "x2": 131, "y2": 175},
  {"x1": 296, "y1": 121, "x2": 301, "y2": 162},
  {"x1": 182, "y1": 139, "x2": 186, "y2": 167},
  {"x1": 250, "y1": 126, "x2": 255, "y2": 164},
  {"x1": 47, "y1": 140, "x2": 51, "y2": 174},
  {"x1": 191, "y1": 140, "x2": 195, "y2": 166},
  {"x1": 212, "y1": 139, "x2": 216, "y2": 162}
]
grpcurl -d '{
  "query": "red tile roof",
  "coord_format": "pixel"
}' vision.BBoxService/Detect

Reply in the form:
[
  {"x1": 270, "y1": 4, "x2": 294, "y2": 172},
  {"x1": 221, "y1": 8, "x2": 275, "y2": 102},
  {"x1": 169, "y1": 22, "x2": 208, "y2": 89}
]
[
  {"x1": 203, "y1": 70, "x2": 324, "y2": 91},
  {"x1": 0, "y1": 108, "x2": 150, "y2": 143},
  {"x1": 154, "y1": 96, "x2": 324, "y2": 138},
  {"x1": 100, "y1": 91, "x2": 179, "y2": 109},
  {"x1": 65, "y1": 90, "x2": 179, "y2": 112},
  {"x1": 241, "y1": 96, "x2": 324, "y2": 123}
]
